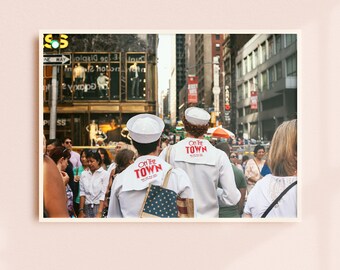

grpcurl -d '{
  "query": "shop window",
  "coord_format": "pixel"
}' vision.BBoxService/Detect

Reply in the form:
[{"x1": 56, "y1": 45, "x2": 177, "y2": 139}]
[
  {"x1": 109, "y1": 62, "x2": 120, "y2": 100},
  {"x1": 127, "y1": 62, "x2": 146, "y2": 100},
  {"x1": 67, "y1": 63, "x2": 112, "y2": 100},
  {"x1": 60, "y1": 53, "x2": 121, "y2": 102}
]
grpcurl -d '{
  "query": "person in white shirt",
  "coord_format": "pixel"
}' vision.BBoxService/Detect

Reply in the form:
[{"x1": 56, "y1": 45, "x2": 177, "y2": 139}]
[
  {"x1": 159, "y1": 107, "x2": 240, "y2": 218},
  {"x1": 78, "y1": 150, "x2": 110, "y2": 218},
  {"x1": 107, "y1": 114, "x2": 194, "y2": 218},
  {"x1": 243, "y1": 119, "x2": 297, "y2": 218}
]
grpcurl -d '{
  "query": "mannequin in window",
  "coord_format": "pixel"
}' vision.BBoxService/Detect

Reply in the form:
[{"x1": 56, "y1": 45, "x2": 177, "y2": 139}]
[
  {"x1": 95, "y1": 128, "x2": 107, "y2": 146},
  {"x1": 73, "y1": 63, "x2": 86, "y2": 99},
  {"x1": 86, "y1": 120, "x2": 99, "y2": 146},
  {"x1": 97, "y1": 73, "x2": 110, "y2": 99},
  {"x1": 129, "y1": 62, "x2": 140, "y2": 98}
]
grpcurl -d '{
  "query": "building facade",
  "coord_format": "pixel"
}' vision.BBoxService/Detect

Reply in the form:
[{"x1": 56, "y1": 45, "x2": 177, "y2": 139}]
[
  {"x1": 43, "y1": 34, "x2": 159, "y2": 145},
  {"x1": 177, "y1": 34, "x2": 224, "y2": 123},
  {"x1": 175, "y1": 34, "x2": 186, "y2": 123},
  {"x1": 222, "y1": 34, "x2": 254, "y2": 131},
  {"x1": 234, "y1": 34, "x2": 297, "y2": 141}
]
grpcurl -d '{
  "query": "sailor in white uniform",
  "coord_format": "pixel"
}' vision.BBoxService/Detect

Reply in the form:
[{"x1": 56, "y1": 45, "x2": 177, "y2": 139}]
[
  {"x1": 159, "y1": 107, "x2": 241, "y2": 218},
  {"x1": 107, "y1": 114, "x2": 194, "y2": 218}
]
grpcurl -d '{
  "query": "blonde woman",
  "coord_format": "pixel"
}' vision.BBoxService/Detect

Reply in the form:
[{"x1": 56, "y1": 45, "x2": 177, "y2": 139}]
[{"x1": 243, "y1": 119, "x2": 297, "y2": 218}]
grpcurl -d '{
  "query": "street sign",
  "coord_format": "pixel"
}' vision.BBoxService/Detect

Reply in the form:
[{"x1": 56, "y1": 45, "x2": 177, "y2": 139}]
[
  {"x1": 43, "y1": 54, "x2": 71, "y2": 65},
  {"x1": 225, "y1": 112, "x2": 230, "y2": 121}
]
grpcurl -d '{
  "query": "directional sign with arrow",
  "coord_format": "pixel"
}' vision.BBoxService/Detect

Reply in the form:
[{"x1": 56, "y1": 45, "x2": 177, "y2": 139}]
[{"x1": 43, "y1": 54, "x2": 71, "y2": 65}]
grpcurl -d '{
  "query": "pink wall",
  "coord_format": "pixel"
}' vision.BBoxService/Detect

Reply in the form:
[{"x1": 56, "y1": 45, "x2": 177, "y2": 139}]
[{"x1": 1, "y1": 0, "x2": 339, "y2": 269}]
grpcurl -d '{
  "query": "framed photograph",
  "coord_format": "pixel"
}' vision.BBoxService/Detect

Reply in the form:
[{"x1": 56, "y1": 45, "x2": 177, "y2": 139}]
[{"x1": 40, "y1": 31, "x2": 298, "y2": 222}]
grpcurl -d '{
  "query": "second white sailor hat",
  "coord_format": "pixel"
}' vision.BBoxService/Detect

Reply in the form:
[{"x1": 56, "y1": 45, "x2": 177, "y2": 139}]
[
  {"x1": 127, "y1": 114, "x2": 165, "y2": 144},
  {"x1": 185, "y1": 107, "x2": 211, "y2": 125}
]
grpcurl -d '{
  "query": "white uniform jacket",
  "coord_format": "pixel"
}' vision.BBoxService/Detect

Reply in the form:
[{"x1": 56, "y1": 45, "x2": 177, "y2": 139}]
[
  {"x1": 107, "y1": 155, "x2": 194, "y2": 218},
  {"x1": 159, "y1": 138, "x2": 241, "y2": 218}
]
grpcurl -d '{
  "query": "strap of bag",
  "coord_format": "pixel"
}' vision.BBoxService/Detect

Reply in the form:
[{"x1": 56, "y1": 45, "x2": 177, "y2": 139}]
[
  {"x1": 161, "y1": 168, "x2": 173, "y2": 188},
  {"x1": 165, "y1": 145, "x2": 172, "y2": 163},
  {"x1": 261, "y1": 181, "x2": 297, "y2": 218},
  {"x1": 253, "y1": 159, "x2": 262, "y2": 175}
]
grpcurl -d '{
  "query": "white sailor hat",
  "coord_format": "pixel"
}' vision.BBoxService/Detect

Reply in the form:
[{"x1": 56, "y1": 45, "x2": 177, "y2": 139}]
[
  {"x1": 185, "y1": 107, "x2": 211, "y2": 125},
  {"x1": 127, "y1": 114, "x2": 165, "y2": 144}
]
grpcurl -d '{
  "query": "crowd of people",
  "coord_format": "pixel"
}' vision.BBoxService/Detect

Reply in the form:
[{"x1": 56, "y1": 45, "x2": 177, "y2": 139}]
[{"x1": 43, "y1": 107, "x2": 297, "y2": 219}]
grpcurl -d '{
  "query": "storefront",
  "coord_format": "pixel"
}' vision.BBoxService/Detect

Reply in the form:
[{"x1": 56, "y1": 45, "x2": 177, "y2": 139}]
[{"x1": 43, "y1": 50, "x2": 157, "y2": 145}]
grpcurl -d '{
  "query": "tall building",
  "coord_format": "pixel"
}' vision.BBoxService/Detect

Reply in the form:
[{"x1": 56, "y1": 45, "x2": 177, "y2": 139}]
[
  {"x1": 178, "y1": 34, "x2": 195, "y2": 119},
  {"x1": 169, "y1": 64, "x2": 177, "y2": 126},
  {"x1": 194, "y1": 34, "x2": 213, "y2": 111},
  {"x1": 177, "y1": 34, "x2": 224, "y2": 123},
  {"x1": 234, "y1": 34, "x2": 297, "y2": 141},
  {"x1": 175, "y1": 34, "x2": 186, "y2": 122},
  {"x1": 222, "y1": 34, "x2": 254, "y2": 131}
]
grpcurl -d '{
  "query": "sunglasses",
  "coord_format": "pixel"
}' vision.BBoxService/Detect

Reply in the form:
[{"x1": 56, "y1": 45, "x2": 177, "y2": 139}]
[
  {"x1": 230, "y1": 155, "x2": 237, "y2": 158},
  {"x1": 65, "y1": 141, "x2": 72, "y2": 144}
]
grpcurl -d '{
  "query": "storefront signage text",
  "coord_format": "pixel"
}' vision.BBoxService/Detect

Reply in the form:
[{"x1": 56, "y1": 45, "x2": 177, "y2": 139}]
[
  {"x1": 43, "y1": 119, "x2": 67, "y2": 126},
  {"x1": 73, "y1": 53, "x2": 120, "y2": 63}
]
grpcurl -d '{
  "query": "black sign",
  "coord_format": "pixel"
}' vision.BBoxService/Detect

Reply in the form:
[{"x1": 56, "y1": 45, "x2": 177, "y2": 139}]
[{"x1": 43, "y1": 54, "x2": 71, "y2": 65}]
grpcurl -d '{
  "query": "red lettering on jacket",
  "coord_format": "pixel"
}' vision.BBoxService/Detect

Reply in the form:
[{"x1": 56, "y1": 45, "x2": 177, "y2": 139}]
[
  {"x1": 185, "y1": 145, "x2": 207, "y2": 154},
  {"x1": 134, "y1": 164, "x2": 163, "y2": 179}
]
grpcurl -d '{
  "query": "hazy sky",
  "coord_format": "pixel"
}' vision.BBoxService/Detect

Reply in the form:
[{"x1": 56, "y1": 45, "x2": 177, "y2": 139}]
[{"x1": 157, "y1": 35, "x2": 173, "y2": 99}]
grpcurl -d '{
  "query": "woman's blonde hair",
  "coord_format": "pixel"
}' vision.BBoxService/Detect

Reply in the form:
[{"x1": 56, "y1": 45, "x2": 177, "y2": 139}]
[{"x1": 268, "y1": 119, "x2": 297, "y2": 176}]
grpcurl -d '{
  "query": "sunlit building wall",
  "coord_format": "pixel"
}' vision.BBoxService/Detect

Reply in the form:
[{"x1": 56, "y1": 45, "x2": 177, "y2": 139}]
[{"x1": 235, "y1": 34, "x2": 297, "y2": 141}]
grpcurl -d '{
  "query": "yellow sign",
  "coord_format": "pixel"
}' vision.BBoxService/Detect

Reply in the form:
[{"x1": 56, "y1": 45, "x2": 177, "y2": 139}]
[
  {"x1": 211, "y1": 112, "x2": 216, "y2": 124},
  {"x1": 44, "y1": 34, "x2": 69, "y2": 49}
]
